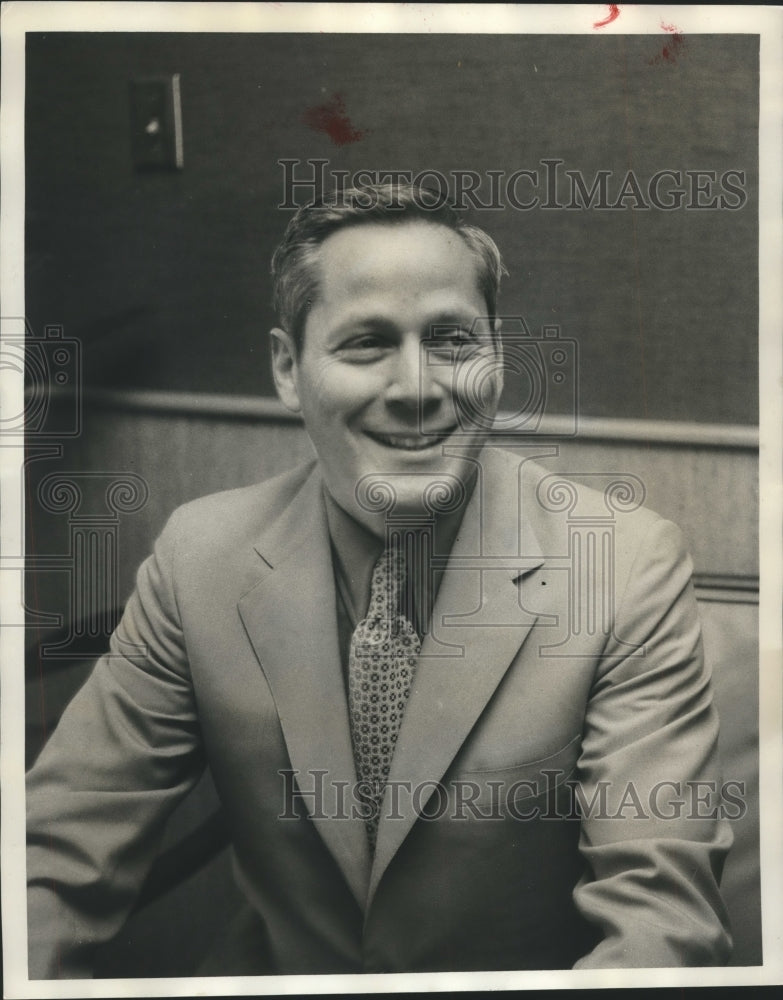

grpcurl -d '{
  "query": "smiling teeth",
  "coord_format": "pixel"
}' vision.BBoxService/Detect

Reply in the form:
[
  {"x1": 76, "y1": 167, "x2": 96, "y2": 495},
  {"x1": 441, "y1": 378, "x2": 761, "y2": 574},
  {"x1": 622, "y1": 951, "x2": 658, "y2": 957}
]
[{"x1": 370, "y1": 432, "x2": 446, "y2": 450}]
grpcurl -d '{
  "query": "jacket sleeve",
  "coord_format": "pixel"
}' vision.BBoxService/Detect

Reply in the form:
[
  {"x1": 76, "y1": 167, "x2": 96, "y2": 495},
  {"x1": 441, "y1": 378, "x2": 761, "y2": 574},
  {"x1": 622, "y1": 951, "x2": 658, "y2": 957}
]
[
  {"x1": 26, "y1": 507, "x2": 206, "y2": 979},
  {"x1": 572, "y1": 518, "x2": 733, "y2": 968}
]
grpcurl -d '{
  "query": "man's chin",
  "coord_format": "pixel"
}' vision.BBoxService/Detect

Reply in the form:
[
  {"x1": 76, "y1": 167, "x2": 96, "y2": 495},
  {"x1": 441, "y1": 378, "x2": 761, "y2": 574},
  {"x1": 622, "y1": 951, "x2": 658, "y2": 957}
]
[{"x1": 350, "y1": 469, "x2": 473, "y2": 523}]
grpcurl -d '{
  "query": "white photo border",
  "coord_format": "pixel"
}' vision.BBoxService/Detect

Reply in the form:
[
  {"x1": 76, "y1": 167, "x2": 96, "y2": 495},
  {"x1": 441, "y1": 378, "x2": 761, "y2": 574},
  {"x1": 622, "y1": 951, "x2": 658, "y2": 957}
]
[{"x1": 2, "y1": 3, "x2": 780, "y2": 995}]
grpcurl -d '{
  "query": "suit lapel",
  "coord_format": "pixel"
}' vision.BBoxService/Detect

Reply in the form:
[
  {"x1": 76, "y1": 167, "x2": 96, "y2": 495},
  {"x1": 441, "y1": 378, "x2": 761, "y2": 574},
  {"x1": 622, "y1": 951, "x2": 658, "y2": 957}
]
[
  {"x1": 237, "y1": 467, "x2": 372, "y2": 909},
  {"x1": 368, "y1": 449, "x2": 546, "y2": 905},
  {"x1": 236, "y1": 451, "x2": 549, "y2": 911}
]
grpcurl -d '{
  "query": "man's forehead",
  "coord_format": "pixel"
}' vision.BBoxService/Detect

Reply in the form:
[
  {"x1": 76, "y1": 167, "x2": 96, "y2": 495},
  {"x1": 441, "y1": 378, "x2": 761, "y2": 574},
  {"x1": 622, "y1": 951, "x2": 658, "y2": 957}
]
[{"x1": 313, "y1": 219, "x2": 486, "y2": 305}]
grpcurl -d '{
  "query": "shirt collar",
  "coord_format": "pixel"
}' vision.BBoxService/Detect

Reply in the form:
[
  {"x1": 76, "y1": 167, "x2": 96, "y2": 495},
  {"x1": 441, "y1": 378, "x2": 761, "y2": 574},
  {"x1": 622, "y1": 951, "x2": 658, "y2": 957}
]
[
  {"x1": 323, "y1": 487, "x2": 384, "y2": 626},
  {"x1": 322, "y1": 474, "x2": 475, "y2": 631}
]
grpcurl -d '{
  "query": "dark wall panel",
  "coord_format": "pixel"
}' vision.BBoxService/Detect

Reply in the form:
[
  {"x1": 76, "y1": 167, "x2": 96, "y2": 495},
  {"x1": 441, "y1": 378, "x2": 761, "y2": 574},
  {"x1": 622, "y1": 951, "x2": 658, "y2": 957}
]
[{"x1": 26, "y1": 33, "x2": 758, "y2": 423}]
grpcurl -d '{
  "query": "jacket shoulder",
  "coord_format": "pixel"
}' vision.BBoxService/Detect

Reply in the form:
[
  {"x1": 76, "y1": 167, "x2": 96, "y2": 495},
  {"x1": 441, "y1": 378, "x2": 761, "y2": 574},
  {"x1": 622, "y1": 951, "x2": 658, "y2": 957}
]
[
  {"x1": 514, "y1": 453, "x2": 664, "y2": 534},
  {"x1": 508, "y1": 451, "x2": 693, "y2": 602},
  {"x1": 163, "y1": 460, "x2": 317, "y2": 548}
]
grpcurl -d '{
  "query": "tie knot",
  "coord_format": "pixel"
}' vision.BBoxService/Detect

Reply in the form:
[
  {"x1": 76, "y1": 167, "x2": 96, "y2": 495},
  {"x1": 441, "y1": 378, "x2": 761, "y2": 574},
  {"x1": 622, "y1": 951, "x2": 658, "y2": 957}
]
[{"x1": 367, "y1": 544, "x2": 406, "y2": 621}]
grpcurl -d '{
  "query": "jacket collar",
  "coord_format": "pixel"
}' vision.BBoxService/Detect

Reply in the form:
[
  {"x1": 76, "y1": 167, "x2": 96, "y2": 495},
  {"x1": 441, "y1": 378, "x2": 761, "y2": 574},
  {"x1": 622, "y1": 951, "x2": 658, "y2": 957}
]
[{"x1": 238, "y1": 464, "x2": 373, "y2": 908}]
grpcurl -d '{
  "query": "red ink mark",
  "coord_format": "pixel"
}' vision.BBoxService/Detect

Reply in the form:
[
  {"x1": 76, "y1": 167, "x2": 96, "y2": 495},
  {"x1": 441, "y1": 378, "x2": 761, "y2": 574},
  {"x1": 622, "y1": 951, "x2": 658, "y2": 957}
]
[
  {"x1": 301, "y1": 93, "x2": 370, "y2": 146},
  {"x1": 593, "y1": 4, "x2": 620, "y2": 29},
  {"x1": 648, "y1": 25, "x2": 688, "y2": 66}
]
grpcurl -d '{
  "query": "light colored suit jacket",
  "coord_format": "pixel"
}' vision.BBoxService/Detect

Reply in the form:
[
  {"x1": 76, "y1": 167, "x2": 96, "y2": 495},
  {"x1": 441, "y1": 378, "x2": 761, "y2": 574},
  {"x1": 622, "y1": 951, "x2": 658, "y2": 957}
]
[{"x1": 26, "y1": 447, "x2": 732, "y2": 976}]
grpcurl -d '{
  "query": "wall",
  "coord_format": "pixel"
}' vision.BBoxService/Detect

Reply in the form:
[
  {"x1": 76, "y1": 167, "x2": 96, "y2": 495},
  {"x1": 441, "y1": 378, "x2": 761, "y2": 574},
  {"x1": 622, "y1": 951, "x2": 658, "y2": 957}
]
[{"x1": 26, "y1": 32, "x2": 758, "y2": 422}]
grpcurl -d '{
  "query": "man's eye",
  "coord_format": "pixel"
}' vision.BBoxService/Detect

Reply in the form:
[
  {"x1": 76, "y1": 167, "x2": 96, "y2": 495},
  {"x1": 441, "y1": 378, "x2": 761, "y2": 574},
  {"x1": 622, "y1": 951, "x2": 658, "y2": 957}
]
[
  {"x1": 434, "y1": 327, "x2": 474, "y2": 346},
  {"x1": 338, "y1": 335, "x2": 389, "y2": 358},
  {"x1": 428, "y1": 329, "x2": 480, "y2": 362}
]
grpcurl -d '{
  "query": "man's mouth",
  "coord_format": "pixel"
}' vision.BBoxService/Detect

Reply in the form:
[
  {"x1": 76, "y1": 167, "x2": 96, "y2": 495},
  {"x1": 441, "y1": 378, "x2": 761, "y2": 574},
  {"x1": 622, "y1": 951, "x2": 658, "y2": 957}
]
[{"x1": 364, "y1": 428, "x2": 456, "y2": 451}]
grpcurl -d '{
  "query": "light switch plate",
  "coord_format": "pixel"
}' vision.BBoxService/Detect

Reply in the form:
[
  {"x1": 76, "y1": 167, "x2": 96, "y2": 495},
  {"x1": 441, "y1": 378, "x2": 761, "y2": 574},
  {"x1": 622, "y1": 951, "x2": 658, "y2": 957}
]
[{"x1": 130, "y1": 74, "x2": 183, "y2": 170}]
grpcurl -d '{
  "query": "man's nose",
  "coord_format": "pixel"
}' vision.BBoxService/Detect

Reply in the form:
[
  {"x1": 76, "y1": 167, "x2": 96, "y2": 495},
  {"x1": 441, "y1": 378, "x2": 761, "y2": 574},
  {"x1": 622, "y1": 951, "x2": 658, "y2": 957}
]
[{"x1": 385, "y1": 336, "x2": 445, "y2": 414}]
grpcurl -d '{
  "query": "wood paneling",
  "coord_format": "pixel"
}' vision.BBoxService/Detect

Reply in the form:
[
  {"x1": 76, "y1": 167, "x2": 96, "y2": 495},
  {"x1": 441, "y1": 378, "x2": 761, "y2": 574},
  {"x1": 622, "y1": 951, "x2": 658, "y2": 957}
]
[
  {"x1": 24, "y1": 396, "x2": 758, "y2": 638},
  {"x1": 536, "y1": 439, "x2": 758, "y2": 580}
]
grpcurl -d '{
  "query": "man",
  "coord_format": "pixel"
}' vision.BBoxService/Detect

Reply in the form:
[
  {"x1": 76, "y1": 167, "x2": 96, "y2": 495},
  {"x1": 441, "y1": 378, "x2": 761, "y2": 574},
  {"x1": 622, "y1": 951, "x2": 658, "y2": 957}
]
[{"x1": 26, "y1": 182, "x2": 732, "y2": 976}]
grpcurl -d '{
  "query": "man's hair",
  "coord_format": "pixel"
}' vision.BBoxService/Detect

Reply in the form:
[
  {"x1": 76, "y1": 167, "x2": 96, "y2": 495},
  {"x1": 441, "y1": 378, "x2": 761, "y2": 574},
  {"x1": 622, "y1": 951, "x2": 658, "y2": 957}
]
[{"x1": 270, "y1": 182, "x2": 507, "y2": 350}]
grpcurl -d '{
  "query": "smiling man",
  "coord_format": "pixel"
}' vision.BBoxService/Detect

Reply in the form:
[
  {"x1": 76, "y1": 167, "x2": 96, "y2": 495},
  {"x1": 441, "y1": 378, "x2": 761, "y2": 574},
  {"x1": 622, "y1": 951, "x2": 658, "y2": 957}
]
[
  {"x1": 269, "y1": 216, "x2": 500, "y2": 531},
  {"x1": 26, "y1": 182, "x2": 733, "y2": 977}
]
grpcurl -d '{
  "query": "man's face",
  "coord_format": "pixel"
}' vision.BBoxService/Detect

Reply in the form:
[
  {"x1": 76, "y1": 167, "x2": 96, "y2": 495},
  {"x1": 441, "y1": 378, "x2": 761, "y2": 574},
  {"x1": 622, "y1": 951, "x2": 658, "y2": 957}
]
[{"x1": 271, "y1": 220, "x2": 503, "y2": 533}]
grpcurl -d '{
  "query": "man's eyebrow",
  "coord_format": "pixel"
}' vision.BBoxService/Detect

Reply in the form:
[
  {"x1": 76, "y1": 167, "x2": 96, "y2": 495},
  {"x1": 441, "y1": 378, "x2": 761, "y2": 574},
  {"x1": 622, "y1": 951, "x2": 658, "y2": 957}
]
[
  {"x1": 426, "y1": 311, "x2": 480, "y2": 331},
  {"x1": 331, "y1": 314, "x2": 399, "y2": 335},
  {"x1": 329, "y1": 308, "x2": 481, "y2": 337}
]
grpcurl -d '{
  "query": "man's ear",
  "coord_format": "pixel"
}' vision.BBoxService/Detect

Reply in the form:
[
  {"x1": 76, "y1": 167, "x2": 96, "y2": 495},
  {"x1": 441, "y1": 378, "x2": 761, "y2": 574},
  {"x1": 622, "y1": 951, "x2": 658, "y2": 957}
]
[{"x1": 270, "y1": 327, "x2": 302, "y2": 413}]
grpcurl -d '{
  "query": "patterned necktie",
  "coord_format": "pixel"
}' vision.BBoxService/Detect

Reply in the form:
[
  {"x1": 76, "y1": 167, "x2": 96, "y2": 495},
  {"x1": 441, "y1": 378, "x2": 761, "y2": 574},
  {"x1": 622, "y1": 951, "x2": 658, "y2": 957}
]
[{"x1": 348, "y1": 544, "x2": 421, "y2": 850}]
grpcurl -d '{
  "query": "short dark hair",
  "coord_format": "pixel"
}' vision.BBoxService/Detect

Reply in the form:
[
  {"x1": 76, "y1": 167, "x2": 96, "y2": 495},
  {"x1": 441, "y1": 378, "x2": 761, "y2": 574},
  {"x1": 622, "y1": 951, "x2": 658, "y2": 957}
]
[{"x1": 270, "y1": 182, "x2": 507, "y2": 350}]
